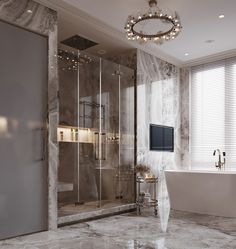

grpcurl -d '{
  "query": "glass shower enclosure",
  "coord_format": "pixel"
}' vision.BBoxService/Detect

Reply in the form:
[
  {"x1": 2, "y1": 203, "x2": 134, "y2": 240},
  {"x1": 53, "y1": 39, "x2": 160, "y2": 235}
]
[{"x1": 58, "y1": 47, "x2": 135, "y2": 218}]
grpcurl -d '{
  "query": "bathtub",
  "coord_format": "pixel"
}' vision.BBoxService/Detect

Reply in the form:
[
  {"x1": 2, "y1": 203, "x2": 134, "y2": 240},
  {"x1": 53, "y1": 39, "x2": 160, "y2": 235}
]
[{"x1": 165, "y1": 169, "x2": 236, "y2": 217}]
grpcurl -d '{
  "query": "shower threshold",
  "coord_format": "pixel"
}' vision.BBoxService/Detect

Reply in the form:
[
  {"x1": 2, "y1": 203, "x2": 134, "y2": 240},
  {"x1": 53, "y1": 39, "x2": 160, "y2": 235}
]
[{"x1": 58, "y1": 201, "x2": 136, "y2": 226}]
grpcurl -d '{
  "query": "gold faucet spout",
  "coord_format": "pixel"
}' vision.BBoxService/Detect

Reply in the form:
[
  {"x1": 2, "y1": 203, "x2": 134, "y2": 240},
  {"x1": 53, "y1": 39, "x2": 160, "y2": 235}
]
[{"x1": 213, "y1": 149, "x2": 226, "y2": 170}]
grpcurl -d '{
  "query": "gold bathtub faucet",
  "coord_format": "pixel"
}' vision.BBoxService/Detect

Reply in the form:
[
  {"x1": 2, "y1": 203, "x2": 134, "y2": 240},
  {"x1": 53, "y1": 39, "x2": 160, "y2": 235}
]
[{"x1": 213, "y1": 149, "x2": 226, "y2": 170}]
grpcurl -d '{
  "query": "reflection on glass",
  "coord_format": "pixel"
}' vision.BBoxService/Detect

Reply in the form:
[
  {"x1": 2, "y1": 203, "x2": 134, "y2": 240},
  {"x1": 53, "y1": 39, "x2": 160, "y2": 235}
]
[
  {"x1": 0, "y1": 116, "x2": 7, "y2": 131},
  {"x1": 0, "y1": 116, "x2": 8, "y2": 136}
]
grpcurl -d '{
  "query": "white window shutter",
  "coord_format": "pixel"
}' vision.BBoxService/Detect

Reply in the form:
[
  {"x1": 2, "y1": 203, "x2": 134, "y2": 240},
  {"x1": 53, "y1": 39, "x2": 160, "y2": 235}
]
[{"x1": 191, "y1": 58, "x2": 236, "y2": 169}]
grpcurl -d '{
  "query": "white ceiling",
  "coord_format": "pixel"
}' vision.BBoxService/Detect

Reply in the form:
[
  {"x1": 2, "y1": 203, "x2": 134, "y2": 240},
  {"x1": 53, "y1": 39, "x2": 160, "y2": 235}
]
[{"x1": 36, "y1": 0, "x2": 236, "y2": 66}]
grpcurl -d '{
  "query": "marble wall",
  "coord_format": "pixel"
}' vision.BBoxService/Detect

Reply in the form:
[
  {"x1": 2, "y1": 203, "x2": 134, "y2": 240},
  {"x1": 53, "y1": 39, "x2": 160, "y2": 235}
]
[
  {"x1": 0, "y1": 0, "x2": 59, "y2": 230},
  {"x1": 135, "y1": 50, "x2": 191, "y2": 172},
  {"x1": 136, "y1": 50, "x2": 179, "y2": 224},
  {"x1": 135, "y1": 50, "x2": 191, "y2": 227},
  {"x1": 137, "y1": 49, "x2": 181, "y2": 174}
]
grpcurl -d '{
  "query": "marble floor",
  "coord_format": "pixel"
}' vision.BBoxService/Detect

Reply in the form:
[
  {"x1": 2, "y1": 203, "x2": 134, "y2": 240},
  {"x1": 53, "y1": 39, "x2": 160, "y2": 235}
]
[{"x1": 0, "y1": 209, "x2": 235, "y2": 249}]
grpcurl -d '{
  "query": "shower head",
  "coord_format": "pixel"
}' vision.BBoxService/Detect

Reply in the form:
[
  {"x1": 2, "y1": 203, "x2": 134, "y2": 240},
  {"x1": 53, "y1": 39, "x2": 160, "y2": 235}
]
[{"x1": 61, "y1": 35, "x2": 98, "y2": 50}]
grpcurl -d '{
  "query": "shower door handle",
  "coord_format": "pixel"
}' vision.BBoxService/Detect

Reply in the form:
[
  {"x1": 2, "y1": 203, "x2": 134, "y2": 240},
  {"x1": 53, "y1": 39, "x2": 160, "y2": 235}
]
[
  {"x1": 101, "y1": 132, "x2": 106, "y2": 160},
  {"x1": 94, "y1": 132, "x2": 99, "y2": 160},
  {"x1": 94, "y1": 132, "x2": 106, "y2": 160},
  {"x1": 41, "y1": 127, "x2": 47, "y2": 161},
  {"x1": 33, "y1": 127, "x2": 47, "y2": 161}
]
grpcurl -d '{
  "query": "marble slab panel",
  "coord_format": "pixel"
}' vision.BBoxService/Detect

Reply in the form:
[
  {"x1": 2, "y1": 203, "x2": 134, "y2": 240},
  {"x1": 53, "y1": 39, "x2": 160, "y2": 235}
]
[
  {"x1": 136, "y1": 50, "x2": 193, "y2": 224},
  {"x1": 136, "y1": 49, "x2": 181, "y2": 179}
]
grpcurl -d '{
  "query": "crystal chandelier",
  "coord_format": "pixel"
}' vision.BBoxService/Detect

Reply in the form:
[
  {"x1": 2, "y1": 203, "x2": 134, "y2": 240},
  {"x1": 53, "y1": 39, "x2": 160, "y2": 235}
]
[{"x1": 124, "y1": 0, "x2": 182, "y2": 44}]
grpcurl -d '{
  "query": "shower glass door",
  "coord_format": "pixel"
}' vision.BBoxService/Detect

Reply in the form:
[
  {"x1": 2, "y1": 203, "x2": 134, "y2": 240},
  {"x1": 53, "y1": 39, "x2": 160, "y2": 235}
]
[
  {"x1": 119, "y1": 64, "x2": 135, "y2": 204},
  {"x1": 100, "y1": 59, "x2": 120, "y2": 207},
  {"x1": 78, "y1": 55, "x2": 135, "y2": 209},
  {"x1": 78, "y1": 53, "x2": 100, "y2": 210},
  {"x1": 58, "y1": 48, "x2": 135, "y2": 217}
]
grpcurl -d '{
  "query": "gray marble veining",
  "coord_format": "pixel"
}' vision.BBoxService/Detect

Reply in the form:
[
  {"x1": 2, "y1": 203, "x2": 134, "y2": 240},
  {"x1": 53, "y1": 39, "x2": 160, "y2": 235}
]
[
  {"x1": 136, "y1": 49, "x2": 182, "y2": 212},
  {"x1": 0, "y1": 0, "x2": 57, "y2": 35},
  {"x1": 137, "y1": 49, "x2": 181, "y2": 173},
  {"x1": 0, "y1": 210, "x2": 235, "y2": 249},
  {"x1": 0, "y1": 0, "x2": 59, "y2": 230}
]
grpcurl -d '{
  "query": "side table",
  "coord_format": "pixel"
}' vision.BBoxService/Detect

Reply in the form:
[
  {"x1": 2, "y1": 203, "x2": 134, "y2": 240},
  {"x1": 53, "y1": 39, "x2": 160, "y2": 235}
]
[{"x1": 136, "y1": 176, "x2": 158, "y2": 216}]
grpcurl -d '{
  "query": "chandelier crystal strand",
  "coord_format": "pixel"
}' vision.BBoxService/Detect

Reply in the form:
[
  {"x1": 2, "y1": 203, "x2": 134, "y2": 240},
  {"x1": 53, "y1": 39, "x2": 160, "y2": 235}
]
[{"x1": 124, "y1": 0, "x2": 182, "y2": 44}]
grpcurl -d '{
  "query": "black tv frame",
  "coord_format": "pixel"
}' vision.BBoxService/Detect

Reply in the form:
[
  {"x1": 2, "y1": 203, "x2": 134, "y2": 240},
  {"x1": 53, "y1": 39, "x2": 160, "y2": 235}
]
[{"x1": 149, "y1": 124, "x2": 174, "y2": 152}]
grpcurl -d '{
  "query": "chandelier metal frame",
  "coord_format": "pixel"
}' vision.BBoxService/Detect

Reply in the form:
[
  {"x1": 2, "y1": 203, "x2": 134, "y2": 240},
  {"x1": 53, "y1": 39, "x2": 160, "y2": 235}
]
[{"x1": 124, "y1": 0, "x2": 182, "y2": 44}]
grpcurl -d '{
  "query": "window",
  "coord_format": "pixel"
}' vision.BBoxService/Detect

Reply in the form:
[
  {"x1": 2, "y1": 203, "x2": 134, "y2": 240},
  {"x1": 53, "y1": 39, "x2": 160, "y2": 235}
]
[{"x1": 191, "y1": 57, "x2": 236, "y2": 169}]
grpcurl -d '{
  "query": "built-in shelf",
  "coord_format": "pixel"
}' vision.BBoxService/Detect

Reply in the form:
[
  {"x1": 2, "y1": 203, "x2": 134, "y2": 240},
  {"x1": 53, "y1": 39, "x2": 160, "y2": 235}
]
[
  {"x1": 57, "y1": 125, "x2": 94, "y2": 143},
  {"x1": 57, "y1": 125, "x2": 134, "y2": 145}
]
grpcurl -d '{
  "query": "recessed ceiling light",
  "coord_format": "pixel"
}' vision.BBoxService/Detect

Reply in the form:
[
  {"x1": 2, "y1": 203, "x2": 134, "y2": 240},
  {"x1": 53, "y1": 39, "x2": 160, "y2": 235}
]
[
  {"x1": 219, "y1": 14, "x2": 225, "y2": 19},
  {"x1": 97, "y1": 50, "x2": 106, "y2": 55},
  {"x1": 205, "y1": 39, "x2": 215, "y2": 43},
  {"x1": 184, "y1": 53, "x2": 189, "y2": 56},
  {"x1": 27, "y1": 9, "x2": 33, "y2": 14}
]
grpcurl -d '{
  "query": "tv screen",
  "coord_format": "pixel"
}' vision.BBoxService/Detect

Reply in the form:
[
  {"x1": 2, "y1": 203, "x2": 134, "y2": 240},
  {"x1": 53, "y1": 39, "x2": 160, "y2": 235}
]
[{"x1": 150, "y1": 124, "x2": 174, "y2": 152}]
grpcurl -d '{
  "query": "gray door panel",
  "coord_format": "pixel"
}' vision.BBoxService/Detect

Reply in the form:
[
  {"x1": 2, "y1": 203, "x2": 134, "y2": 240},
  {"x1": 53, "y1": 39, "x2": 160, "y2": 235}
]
[{"x1": 0, "y1": 21, "x2": 48, "y2": 240}]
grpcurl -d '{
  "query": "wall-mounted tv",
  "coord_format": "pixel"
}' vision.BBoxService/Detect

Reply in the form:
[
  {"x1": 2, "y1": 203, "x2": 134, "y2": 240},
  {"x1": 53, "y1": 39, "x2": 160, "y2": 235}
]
[{"x1": 150, "y1": 124, "x2": 174, "y2": 152}]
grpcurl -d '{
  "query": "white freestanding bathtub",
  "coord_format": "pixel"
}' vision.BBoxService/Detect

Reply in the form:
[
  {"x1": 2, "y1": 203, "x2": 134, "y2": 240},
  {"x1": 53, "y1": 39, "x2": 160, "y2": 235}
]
[{"x1": 165, "y1": 169, "x2": 236, "y2": 217}]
